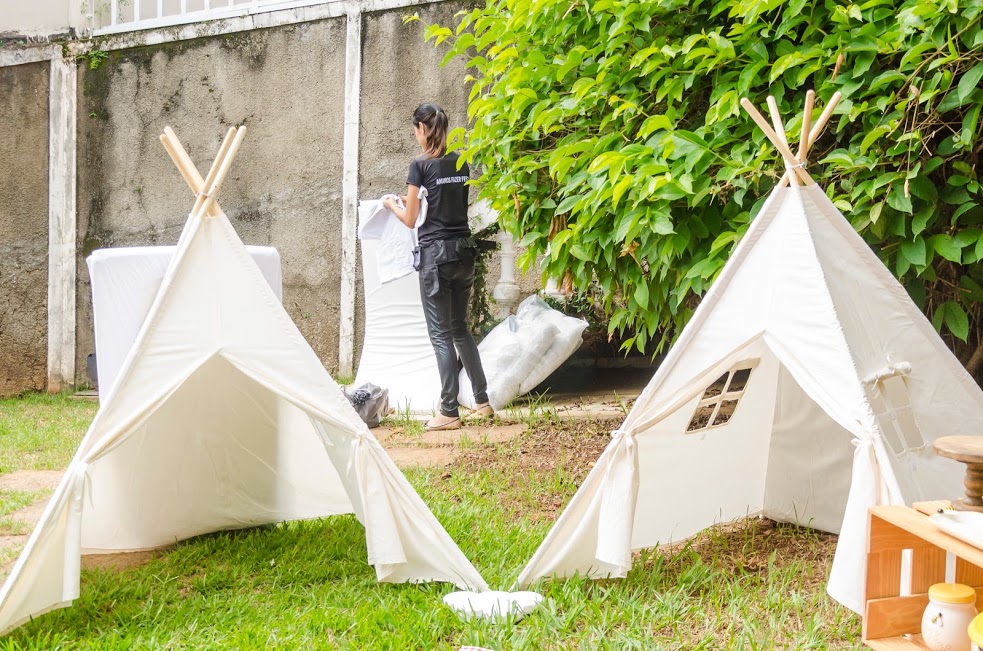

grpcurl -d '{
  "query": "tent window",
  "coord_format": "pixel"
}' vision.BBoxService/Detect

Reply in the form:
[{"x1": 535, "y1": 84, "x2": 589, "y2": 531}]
[
  {"x1": 687, "y1": 363, "x2": 756, "y2": 433},
  {"x1": 865, "y1": 373, "x2": 925, "y2": 455},
  {"x1": 701, "y1": 373, "x2": 728, "y2": 399}
]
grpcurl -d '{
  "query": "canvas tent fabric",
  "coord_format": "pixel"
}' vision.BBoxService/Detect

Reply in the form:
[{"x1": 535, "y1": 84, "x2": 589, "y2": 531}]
[
  {"x1": 0, "y1": 208, "x2": 487, "y2": 636},
  {"x1": 87, "y1": 245, "x2": 283, "y2": 402},
  {"x1": 516, "y1": 182, "x2": 978, "y2": 614}
]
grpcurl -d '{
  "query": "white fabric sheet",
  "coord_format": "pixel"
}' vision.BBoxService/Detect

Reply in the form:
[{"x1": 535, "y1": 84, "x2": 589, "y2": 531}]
[
  {"x1": 0, "y1": 209, "x2": 487, "y2": 636},
  {"x1": 87, "y1": 245, "x2": 282, "y2": 402},
  {"x1": 357, "y1": 190, "x2": 429, "y2": 286},
  {"x1": 358, "y1": 198, "x2": 417, "y2": 285}
]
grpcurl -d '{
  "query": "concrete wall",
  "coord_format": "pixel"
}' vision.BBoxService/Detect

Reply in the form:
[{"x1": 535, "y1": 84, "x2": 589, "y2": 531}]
[
  {"x1": 75, "y1": 19, "x2": 348, "y2": 379},
  {"x1": 0, "y1": 62, "x2": 50, "y2": 395}
]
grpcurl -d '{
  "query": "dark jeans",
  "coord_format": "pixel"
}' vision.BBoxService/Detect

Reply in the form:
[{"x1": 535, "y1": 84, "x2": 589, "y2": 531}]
[{"x1": 419, "y1": 256, "x2": 489, "y2": 417}]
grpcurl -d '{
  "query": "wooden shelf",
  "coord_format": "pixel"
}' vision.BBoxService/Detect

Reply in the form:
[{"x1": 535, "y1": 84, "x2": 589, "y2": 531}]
[{"x1": 863, "y1": 501, "x2": 983, "y2": 649}]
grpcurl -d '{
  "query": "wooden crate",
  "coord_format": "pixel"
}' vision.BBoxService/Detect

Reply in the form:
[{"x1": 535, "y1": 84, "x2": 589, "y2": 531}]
[{"x1": 863, "y1": 501, "x2": 983, "y2": 649}]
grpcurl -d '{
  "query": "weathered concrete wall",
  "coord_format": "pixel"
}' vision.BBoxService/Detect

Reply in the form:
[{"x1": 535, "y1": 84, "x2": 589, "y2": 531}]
[
  {"x1": 0, "y1": 62, "x2": 49, "y2": 395},
  {"x1": 75, "y1": 19, "x2": 348, "y2": 380}
]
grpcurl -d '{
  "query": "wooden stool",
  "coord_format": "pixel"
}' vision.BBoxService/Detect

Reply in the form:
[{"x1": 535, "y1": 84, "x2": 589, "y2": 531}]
[{"x1": 935, "y1": 435, "x2": 983, "y2": 512}]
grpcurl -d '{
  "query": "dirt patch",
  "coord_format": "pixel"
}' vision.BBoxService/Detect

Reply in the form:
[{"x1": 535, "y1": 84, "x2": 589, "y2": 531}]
[
  {"x1": 386, "y1": 447, "x2": 458, "y2": 469},
  {"x1": 648, "y1": 517, "x2": 837, "y2": 590},
  {"x1": 453, "y1": 418, "x2": 620, "y2": 521},
  {"x1": 379, "y1": 423, "x2": 527, "y2": 448},
  {"x1": 81, "y1": 549, "x2": 165, "y2": 572},
  {"x1": 0, "y1": 535, "x2": 26, "y2": 550},
  {"x1": 456, "y1": 418, "x2": 617, "y2": 479},
  {"x1": 0, "y1": 470, "x2": 63, "y2": 492}
]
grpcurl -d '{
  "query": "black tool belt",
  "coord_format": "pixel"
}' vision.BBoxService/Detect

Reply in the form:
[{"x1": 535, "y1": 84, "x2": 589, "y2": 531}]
[{"x1": 413, "y1": 236, "x2": 477, "y2": 271}]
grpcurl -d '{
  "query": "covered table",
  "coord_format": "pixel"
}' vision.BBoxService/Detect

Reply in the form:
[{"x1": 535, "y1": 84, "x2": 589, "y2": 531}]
[{"x1": 87, "y1": 245, "x2": 282, "y2": 401}]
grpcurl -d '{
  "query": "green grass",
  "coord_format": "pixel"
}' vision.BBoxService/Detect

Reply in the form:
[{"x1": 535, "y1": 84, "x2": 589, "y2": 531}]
[
  {"x1": 0, "y1": 490, "x2": 48, "y2": 519},
  {"x1": 0, "y1": 393, "x2": 863, "y2": 650},
  {"x1": 0, "y1": 393, "x2": 96, "y2": 473}
]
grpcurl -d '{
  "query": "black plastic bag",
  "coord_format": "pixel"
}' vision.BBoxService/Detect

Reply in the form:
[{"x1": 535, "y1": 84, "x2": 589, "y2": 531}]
[{"x1": 345, "y1": 383, "x2": 389, "y2": 429}]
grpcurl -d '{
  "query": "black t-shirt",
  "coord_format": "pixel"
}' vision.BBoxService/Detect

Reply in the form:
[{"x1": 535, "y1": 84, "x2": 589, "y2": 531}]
[{"x1": 407, "y1": 151, "x2": 471, "y2": 245}]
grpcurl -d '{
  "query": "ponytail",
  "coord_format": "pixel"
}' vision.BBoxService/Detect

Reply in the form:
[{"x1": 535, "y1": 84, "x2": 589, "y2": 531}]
[{"x1": 413, "y1": 103, "x2": 448, "y2": 157}]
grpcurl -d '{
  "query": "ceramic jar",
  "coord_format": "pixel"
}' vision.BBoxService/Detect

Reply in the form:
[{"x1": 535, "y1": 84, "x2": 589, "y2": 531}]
[{"x1": 922, "y1": 583, "x2": 977, "y2": 651}]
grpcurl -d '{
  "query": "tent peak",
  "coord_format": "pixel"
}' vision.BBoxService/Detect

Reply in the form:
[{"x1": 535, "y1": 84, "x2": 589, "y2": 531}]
[
  {"x1": 740, "y1": 91, "x2": 842, "y2": 188},
  {"x1": 159, "y1": 125, "x2": 246, "y2": 220}
]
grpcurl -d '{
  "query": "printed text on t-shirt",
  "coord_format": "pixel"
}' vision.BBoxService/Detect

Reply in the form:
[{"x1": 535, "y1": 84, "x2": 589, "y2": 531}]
[{"x1": 436, "y1": 175, "x2": 469, "y2": 185}]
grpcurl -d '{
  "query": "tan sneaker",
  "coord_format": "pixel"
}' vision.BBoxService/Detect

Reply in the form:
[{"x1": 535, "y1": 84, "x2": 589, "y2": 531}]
[
  {"x1": 464, "y1": 403, "x2": 494, "y2": 421},
  {"x1": 426, "y1": 414, "x2": 461, "y2": 431}
]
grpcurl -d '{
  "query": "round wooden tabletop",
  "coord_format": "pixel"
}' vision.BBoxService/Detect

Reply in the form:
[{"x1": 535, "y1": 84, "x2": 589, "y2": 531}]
[{"x1": 934, "y1": 435, "x2": 983, "y2": 463}]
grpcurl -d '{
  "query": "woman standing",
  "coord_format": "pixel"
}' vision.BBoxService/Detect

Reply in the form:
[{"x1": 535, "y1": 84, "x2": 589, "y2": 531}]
[{"x1": 383, "y1": 103, "x2": 492, "y2": 431}]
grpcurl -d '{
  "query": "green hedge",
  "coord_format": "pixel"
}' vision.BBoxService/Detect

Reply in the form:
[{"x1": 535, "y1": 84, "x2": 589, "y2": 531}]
[{"x1": 418, "y1": 0, "x2": 983, "y2": 369}]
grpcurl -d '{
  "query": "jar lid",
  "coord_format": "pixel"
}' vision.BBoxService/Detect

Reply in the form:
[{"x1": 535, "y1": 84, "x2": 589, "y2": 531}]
[
  {"x1": 929, "y1": 583, "x2": 976, "y2": 605},
  {"x1": 971, "y1": 612, "x2": 983, "y2": 644}
]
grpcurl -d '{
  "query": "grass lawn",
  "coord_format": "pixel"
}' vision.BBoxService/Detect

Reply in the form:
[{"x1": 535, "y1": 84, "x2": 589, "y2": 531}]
[{"x1": 0, "y1": 393, "x2": 863, "y2": 650}]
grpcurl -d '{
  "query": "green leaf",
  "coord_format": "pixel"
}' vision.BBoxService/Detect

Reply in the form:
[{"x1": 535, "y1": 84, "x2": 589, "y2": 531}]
[
  {"x1": 653, "y1": 214, "x2": 675, "y2": 235},
  {"x1": 634, "y1": 281, "x2": 649, "y2": 309},
  {"x1": 931, "y1": 233, "x2": 964, "y2": 263},
  {"x1": 961, "y1": 275, "x2": 983, "y2": 302},
  {"x1": 900, "y1": 237, "x2": 927, "y2": 266},
  {"x1": 887, "y1": 187, "x2": 913, "y2": 214},
  {"x1": 612, "y1": 176, "x2": 633, "y2": 209},
  {"x1": 555, "y1": 195, "x2": 581, "y2": 215},
  {"x1": 935, "y1": 300, "x2": 970, "y2": 341},
  {"x1": 959, "y1": 63, "x2": 983, "y2": 104}
]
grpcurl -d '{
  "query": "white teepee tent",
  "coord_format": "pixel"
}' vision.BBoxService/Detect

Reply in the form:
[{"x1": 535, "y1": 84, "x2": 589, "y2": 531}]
[
  {"x1": 0, "y1": 126, "x2": 487, "y2": 636},
  {"x1": 516, "y1": 92, "x2": 978, "y2": 613}
]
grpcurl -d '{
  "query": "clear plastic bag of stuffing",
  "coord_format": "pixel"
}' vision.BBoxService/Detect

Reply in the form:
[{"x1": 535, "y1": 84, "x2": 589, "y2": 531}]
[{"x1": 458, "y1": 296, "x2": 587, "y2": 410}]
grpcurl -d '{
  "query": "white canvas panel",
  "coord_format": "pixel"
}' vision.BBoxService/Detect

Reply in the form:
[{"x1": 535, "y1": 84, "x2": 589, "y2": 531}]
[
  {"x1": 88, "y1": 244, "x2": 283, "y2": 401},
  {"x1": 803, "y1": 185, "x2": 973, "y2": 501},
  {"x1": 762, "y1": 189, "x2": 874, "y2": 437},
  {"x1": 514, "y1": 429, "x2": 638, "y2": 586},
  {"x1": 355, "y1": 239, "x2": 441, "y2": 414},
  {"x1": 624, "y1": 192, "x2": 787, "y2": 424},
  {"x1": 81, "y1": 356, "x2": 351, "y2": 552},
  {"x1": 762, "y1": 364, "x2": 854, "y2": 533},
  {"x1": 632, "y1": 343, "x2": 778, "y2": 548}
]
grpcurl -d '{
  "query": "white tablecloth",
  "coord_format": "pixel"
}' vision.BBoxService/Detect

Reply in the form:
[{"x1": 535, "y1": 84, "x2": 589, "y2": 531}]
[{"x1": 87, "y1": 245, "x2": 283, "y2": 401}]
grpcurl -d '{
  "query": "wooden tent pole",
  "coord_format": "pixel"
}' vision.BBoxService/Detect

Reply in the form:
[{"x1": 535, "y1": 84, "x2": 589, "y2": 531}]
[
  {"x1": 190, "y1": 127, "x2": 237, "y2": 218},
  {"x1": 194, "y1": 126, "x2": 247, "y2": 220},
  {"x1": 803, "y1": 90, "x2": 841, "y2": 161},
  {"x1": 767, "y1": 96, "x2": 799, "y2": 187},
  {"x1": 740, "y1": 98, "x2": 814, "y2": 185},
  {"x1": 159, "y1": 133, "x2": 221, "y2": 218},
  {"x1": 798, "y1": 90, "x2": 815, "y2": 165},
  {"x1": 780, "y1": 91, "x2": 842, "y2": 188}
]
